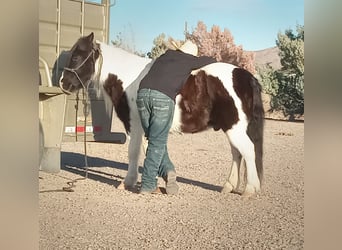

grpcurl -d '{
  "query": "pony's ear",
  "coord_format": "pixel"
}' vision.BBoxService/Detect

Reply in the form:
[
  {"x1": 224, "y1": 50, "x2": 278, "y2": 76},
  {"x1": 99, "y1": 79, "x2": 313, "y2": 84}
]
[
  {"x1": 69, "y1": 42, "x2": 79, "y2": 52},
  {"x1": 94, "y1": 41, "x2": 101, "y2": 51},
  {"x1": 87, "y1": 32, "x2": 94, "y2": 43}
]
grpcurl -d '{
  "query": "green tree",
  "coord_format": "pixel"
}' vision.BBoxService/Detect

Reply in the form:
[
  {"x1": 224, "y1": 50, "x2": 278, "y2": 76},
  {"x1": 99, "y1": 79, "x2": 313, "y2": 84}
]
[
  {"x1": 277, "y1": 25, "x2": 304, "y2": 76},
  {"x1": 147, "y1": 33, "x2": 169, "y2": 59},
  {"x1": 258, "y1": 24, "x2": 304, "y2": 118}
]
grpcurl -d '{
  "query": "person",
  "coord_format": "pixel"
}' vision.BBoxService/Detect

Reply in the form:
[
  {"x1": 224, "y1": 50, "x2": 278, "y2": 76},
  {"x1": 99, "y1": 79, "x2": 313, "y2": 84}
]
[{"x1": 136, "y1": 40, "x2": 216, "y2": 195}]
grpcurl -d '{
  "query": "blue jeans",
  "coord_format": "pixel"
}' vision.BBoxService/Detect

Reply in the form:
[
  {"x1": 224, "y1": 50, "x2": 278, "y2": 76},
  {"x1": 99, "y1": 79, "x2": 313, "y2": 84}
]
[{"x1": 136, "y1": 89, "x2": 175, "y2": 192}]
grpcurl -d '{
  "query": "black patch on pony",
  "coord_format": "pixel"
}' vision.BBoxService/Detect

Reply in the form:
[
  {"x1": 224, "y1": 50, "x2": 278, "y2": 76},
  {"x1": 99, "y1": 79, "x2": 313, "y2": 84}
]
[
  {"x1": 179, "y1": 73, "x2": 211, "y2": 133},
  {"x1": 205, "y1": 73, "x2": 239, "y2": 132},
  {"x1": 179, "y1": 70, "x2": 239, "y2": 133},
  {"x1": 103, "y1": 73, "x2": 131, "y2": 133}
]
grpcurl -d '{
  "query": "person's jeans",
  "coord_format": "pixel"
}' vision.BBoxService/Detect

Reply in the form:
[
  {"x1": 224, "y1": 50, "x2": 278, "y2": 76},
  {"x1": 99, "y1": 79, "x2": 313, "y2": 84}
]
[{"x1": 136, "y1": 88, "x2": 175, "y2": 192}]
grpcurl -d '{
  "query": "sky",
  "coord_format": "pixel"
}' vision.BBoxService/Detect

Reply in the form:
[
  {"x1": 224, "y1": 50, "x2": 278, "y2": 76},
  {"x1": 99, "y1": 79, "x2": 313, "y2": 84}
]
[{"x1": 102, "y1": 0, "x2": 304, "y2": 53}]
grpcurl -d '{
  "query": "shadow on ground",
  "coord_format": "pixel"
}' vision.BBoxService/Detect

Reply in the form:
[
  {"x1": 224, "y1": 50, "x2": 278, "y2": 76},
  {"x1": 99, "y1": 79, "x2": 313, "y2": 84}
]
[{"x1": 58, "y1": 151, "x2": 223, "y2": 193}]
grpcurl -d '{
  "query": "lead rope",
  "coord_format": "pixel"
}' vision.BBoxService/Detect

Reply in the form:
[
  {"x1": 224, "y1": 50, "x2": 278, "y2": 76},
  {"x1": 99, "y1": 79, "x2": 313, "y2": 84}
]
[
  {"x1": 62, "y1": 79, "x2": 90, "y2": 191},
  {"x1": 83, "y1": 86, "x2": 90, "y2": 179}
]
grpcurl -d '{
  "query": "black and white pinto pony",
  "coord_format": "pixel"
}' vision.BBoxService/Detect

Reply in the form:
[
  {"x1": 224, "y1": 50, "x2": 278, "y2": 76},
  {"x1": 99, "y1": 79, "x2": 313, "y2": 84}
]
[{"x1": 60, "y1": 33, "x2": 264, "y2": 197}]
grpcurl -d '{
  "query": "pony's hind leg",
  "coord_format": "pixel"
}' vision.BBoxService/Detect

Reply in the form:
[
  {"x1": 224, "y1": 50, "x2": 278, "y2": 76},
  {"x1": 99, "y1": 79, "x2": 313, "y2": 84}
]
[
  {"x1": 222, "y1": 143, "x2": 242, "y2": 194},
  {"x1": 226, "y1": 124, "x2": 260, "y2": 197}
]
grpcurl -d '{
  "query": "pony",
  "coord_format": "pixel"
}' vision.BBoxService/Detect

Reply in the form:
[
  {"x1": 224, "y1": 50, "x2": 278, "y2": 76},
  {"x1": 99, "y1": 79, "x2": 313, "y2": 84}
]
[{"x1": 60, "y1": 32, "x2": 264, "y2": 197}]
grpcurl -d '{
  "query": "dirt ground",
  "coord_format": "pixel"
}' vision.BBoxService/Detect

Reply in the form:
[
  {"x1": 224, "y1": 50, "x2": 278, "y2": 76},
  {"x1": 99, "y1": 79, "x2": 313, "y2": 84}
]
[{"x1": 39, "y1": 119, "x2": 304, "y2": 249}]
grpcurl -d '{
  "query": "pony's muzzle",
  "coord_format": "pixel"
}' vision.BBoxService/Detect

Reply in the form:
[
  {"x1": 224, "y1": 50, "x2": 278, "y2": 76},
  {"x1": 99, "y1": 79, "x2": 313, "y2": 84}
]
[{"x1": 59, "y1": 71, "x2": 73, "y2": 95}]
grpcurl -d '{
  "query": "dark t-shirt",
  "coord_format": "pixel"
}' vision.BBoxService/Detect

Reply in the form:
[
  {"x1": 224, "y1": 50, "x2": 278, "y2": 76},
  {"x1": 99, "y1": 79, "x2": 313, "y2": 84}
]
[{"x1": 139, "y1": 50, "x2": 216, "y2": 100}]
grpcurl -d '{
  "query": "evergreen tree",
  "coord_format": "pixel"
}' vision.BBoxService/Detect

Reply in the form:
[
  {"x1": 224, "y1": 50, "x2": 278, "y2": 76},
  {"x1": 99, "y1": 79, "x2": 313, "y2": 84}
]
[{"x1": 258, "y1": 24, "x2": 304, "y2": 118}]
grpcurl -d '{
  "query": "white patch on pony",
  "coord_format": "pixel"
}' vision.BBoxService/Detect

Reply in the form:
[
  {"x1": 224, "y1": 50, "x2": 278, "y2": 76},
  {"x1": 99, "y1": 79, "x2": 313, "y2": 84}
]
[
  {"x1": 222, "y1": 143, "x2": 243, "y2": 193},
  {"x1": 170, "y1": 95, "x2": 183, "y2": 133},
  {"x1": 93, "y1": 41, "x2": 152, "y2": 118},
  {"x1": 96, "y1": 42, "x2": 151, "y2": 89},
  {"x1": 225, "y1": 122, "x2": 260, "y2": 195}
]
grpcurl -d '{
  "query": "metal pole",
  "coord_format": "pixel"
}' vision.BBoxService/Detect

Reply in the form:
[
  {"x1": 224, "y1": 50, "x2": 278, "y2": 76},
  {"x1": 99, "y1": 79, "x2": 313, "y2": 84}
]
[
  {"x1": 81, "y1": 0, "x2": 85, "y2": 36},
  {"x1": 57, "y1": 0, "x2": 61, "y2": 57},
  {"x1": 103, "y1": 0, "x2": 115, "y2": 43}
]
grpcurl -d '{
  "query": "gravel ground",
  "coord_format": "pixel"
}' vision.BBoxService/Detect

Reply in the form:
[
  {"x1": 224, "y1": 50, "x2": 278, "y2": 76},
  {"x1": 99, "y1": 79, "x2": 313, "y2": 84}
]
[{"x1": 39, "y1": 119, "x2": 304, "y2": 249}]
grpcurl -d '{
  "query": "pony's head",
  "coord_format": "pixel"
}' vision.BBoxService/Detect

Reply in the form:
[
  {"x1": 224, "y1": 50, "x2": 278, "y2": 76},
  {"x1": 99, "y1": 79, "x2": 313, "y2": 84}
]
[{"x1": 59, "y1": 32, "x2": 100, "y2": 94}]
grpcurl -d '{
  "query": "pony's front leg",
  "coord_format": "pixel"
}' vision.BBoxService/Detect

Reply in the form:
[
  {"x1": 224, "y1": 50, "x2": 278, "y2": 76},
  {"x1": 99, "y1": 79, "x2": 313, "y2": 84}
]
[
  {"x1": 118, "y1": 127, "x2": 144, "y2": 190},
  {"x1": 222, "y1": 144, "x2": 242, "y2": 194}
]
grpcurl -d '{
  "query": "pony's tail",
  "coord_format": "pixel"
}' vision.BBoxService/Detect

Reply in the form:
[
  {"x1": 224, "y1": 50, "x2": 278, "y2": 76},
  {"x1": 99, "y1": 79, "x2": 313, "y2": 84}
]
[{"x1": 247, "y1": 76, "x2": 265, "y2": 184}]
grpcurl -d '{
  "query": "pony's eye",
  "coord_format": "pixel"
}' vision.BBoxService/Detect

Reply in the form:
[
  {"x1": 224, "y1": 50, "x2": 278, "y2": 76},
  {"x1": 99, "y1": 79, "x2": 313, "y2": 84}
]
[{"x1": 71, "y1": 56, "x2": 78, "y2": 62}]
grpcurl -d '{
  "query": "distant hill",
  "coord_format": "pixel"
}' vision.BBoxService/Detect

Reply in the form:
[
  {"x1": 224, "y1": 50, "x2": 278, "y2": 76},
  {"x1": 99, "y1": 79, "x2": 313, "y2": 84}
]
[{"x1": 252, "y1": 46, "x2": 281, "y2": 70}]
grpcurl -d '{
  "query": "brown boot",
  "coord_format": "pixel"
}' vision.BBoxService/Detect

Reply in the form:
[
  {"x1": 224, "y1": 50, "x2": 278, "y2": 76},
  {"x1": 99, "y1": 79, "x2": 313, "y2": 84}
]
[{"x1": 164, "y1": 171, "x2": 179, "y2": 195}]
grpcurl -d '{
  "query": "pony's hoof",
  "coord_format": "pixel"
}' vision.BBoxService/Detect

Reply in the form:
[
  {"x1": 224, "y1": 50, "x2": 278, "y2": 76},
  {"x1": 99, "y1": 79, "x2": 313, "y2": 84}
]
[
  {"x1": 221, "y1": 182, "x2": 234, "y2": 193},
  {"x1": 117, "y1": 182, "x2": 128, "y2": 190},
  {"x1": 241, "y1": 191, "x2": 254, "y2": 198},
  {"x1": 241, "y1": 184, "x2": 259, "y2": 198}
]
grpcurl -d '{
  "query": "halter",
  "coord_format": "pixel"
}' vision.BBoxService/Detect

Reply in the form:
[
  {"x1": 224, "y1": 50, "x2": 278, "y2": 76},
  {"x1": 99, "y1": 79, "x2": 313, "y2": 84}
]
[{"x1": 59, "y1": 48, "x2": 96, "y2": 94}]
